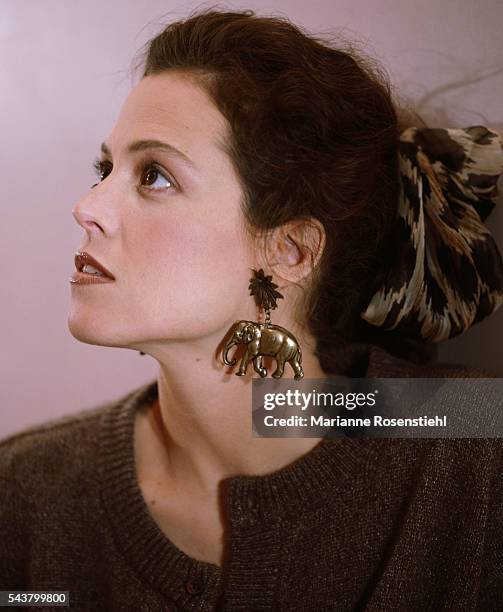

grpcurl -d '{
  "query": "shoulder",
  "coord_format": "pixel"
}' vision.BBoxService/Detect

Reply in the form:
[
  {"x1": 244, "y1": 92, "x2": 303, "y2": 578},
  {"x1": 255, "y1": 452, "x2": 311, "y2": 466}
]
[
  {"x1": 376, "y1": 437, "x2": 503, "y2": 473},
  {"x1": 0, "y1": 385, "x2": 144, "y2": 585},
  {"x1": 366, "y1": 342, "x2": 499, "y2": 377},
  {"x1": 0, "y1": 386, "x2": 139, "y2": 493}
]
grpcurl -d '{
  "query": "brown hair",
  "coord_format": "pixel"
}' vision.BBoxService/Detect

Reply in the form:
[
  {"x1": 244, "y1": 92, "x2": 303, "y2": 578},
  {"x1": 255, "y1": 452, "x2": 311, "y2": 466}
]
[{"x1": 132, "y1": 7, "x2": 431, "y2": 370}]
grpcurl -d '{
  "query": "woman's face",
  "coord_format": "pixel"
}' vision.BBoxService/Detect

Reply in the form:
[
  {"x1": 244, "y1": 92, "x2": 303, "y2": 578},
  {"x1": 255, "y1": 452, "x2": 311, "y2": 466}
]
[{"x1": 68, "y1": 71, "x2": 256, "y2": 354}]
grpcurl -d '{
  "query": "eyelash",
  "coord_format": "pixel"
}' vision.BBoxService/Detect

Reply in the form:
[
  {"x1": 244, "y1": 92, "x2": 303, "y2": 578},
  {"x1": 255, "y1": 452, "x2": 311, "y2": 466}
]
[{"x1": 91, "y1": 157, "x2": 178, "y2": 192}]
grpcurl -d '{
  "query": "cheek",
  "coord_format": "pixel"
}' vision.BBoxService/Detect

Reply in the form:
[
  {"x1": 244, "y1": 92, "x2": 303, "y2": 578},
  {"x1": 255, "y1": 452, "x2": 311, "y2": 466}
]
[
  {"x1": 138, "y1": 215, "x2": 242, "y2": 275},
  {"x1": 129, "y1": 212, "x2": 250, "y2": 323}
]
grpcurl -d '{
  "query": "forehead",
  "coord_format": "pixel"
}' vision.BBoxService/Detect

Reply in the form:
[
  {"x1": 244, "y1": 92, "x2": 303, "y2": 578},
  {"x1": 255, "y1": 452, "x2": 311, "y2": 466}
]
[{"x1": 107, "y1": 72, "x2": 228, "y2": 156}]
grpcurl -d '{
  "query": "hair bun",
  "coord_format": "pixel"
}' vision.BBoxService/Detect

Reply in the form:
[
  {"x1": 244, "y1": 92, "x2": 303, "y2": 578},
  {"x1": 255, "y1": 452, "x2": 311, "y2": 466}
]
[{"x1": 361, "y1": 124, "x2": 503, "y2": 342}]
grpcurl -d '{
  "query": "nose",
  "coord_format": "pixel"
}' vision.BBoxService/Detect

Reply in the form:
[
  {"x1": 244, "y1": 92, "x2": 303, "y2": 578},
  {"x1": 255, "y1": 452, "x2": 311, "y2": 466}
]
[
  {"x1": 72, "y1": 189, "x2": 110, "y2": 239},
  {"x1": 72, "y1": 209, "x2": 104, "y2": 238}
]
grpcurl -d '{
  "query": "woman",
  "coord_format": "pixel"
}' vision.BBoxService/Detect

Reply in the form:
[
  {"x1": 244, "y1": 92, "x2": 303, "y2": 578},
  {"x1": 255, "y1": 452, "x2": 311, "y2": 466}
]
[{"x1": 1, "y1": 8, "x2": 502, "y2": 611}]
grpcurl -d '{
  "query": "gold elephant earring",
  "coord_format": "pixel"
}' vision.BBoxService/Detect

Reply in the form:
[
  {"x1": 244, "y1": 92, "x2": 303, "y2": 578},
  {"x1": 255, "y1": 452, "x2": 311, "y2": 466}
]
[{"x1": 222, "y1": 268, "x2": 304, "y2": 380}]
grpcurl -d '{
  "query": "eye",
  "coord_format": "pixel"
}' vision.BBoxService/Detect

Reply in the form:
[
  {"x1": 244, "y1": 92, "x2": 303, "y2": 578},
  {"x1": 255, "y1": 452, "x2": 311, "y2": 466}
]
[
  {"x1": 91, "y1": 157, "x2": 178, "y2": 192},
  {"x1": 91, "y1": 158, "x2": 112, "y2": 188},
  {"x1": 139, "y1": 162, "x2": 177, "y2": 192}
]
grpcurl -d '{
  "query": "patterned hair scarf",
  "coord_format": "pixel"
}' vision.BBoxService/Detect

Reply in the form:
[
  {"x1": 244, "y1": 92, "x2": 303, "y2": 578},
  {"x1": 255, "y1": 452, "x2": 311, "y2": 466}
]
[{"x1": 361, "y1": 125, "x2": 503, "y2": 342}]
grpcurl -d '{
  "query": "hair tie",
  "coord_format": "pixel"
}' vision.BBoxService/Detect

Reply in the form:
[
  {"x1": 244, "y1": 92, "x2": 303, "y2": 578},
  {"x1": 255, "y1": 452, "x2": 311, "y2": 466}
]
[{"x1": 361, "y1": 125, "x2": 503, "y2": 342}]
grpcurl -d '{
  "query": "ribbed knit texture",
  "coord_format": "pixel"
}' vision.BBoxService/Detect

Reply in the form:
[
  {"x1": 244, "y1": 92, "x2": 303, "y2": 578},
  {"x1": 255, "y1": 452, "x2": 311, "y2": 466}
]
[{"x1": 0, "y1": 342, "x2": 502, "y2": 611}]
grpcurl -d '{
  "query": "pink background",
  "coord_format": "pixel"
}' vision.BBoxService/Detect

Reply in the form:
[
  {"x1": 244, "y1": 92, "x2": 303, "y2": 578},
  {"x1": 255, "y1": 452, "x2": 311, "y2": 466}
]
[{"x1": 1, "y1": 0, "x2": 502, "y2": 437}]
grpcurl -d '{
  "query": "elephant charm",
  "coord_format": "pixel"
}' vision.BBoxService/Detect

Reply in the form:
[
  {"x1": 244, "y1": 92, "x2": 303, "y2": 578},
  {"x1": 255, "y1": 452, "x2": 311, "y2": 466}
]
[{"x1": 223, "y1": 320, "x2": 304, "y2": 380}]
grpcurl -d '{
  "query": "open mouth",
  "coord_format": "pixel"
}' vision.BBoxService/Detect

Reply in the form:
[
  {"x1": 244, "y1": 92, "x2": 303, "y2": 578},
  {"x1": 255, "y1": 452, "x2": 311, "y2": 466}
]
[{"x1": 74, "y1": 251, "x2": 115, "y2": 280}]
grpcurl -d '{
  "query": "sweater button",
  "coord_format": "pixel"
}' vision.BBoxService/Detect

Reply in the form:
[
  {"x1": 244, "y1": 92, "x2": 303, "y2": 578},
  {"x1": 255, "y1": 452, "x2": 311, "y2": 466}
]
[{"x1": 185, "y1": 578, "x2": 204, "y2": 595}]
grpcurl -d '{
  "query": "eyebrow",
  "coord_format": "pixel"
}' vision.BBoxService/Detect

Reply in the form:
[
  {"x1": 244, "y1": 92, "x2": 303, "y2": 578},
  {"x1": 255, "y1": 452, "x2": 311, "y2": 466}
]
[{"x1": 100, "y1": 139, "x2": 197, "y2": 170}]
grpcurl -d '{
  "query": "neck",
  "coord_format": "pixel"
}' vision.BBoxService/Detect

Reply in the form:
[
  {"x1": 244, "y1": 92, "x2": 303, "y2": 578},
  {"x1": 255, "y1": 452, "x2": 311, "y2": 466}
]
[{"x1": 137, "y1": 325, "x2": 336, "y2": 497}]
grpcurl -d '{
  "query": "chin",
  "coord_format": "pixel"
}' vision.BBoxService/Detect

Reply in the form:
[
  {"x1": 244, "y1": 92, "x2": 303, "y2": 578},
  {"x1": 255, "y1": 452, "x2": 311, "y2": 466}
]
[{"x1": 67, "y1": 313, "x2": 119, "y2": 348}]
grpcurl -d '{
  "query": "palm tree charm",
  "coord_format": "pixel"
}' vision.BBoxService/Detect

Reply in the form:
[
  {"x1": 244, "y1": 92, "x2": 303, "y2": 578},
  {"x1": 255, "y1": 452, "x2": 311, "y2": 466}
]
[{"x1": 248, "y1": 268, "x2": 284, "y2": 326}]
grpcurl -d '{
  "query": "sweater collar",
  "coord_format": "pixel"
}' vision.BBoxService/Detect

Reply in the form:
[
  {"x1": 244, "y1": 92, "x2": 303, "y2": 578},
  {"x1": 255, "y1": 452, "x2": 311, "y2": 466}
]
[{"x1": 97, "y1": 341, "x2": 396, "y2": 605}]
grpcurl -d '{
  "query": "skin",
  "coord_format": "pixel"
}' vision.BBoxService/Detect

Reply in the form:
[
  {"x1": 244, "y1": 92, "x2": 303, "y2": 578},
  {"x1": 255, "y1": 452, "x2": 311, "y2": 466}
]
[{"x1": 68, "y1": 71, "x2": 336, "y2": 567}]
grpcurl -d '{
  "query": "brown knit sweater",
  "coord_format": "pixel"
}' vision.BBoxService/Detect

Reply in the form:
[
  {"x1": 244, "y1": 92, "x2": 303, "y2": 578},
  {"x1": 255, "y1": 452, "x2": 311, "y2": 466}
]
[{"x1": 0, "y1": 342, "x2": 502, "y2": 611}]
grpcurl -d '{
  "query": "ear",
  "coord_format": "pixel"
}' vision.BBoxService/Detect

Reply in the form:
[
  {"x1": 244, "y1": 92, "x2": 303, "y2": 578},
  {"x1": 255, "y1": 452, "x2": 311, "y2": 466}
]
[
  {"x1": 244, "y1": 324, "x2": 255, "y2": 343},
  {"x1": 262, "y1": 218, "x2": 326, "y2": 283}
]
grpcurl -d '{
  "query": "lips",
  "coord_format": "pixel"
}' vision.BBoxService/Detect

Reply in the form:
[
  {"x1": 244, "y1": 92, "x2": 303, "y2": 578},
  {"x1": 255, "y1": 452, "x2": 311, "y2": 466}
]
[{"x1": 74, "y1": 251, "x2": 116, "y2": 280}]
